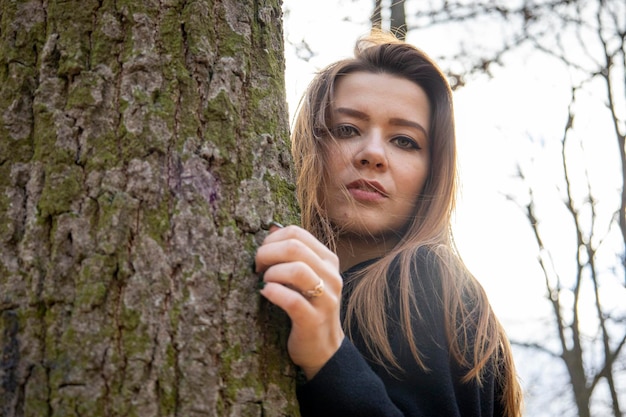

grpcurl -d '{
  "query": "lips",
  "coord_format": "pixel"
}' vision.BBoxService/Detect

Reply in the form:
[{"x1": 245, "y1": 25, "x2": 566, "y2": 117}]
[{"x1": 346, "y1": 179, "x2": 388, "y2": 201}]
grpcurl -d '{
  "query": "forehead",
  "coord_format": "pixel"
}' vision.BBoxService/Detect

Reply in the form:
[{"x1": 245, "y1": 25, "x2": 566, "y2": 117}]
[{"x1": 332, "y1": 71, "x2": 431, "y2": 131}]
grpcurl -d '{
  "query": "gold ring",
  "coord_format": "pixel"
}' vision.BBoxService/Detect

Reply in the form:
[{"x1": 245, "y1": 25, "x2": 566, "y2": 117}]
[{"x1": 302, "y1": 279, "x2": 324, "y2": 298}]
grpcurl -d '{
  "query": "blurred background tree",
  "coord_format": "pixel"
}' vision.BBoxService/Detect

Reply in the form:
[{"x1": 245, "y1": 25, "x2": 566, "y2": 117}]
[
  {"x1": 283, "y1": 0, "x2": 625, "y2": 416},
  {"x1": 371, "y1": 0, "x2": 407, "y2": 40},
  {"x1": 409, "y1": 2, "x2": 625, "y2": 416}
]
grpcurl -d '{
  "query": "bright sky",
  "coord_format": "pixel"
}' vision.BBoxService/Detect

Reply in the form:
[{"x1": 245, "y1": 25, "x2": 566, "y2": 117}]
[{"x1": 282, "y1": 1, "x2": 625, "y2": 415}]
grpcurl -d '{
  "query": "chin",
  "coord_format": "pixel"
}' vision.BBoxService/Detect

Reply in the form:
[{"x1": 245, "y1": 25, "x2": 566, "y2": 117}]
[{"x1": 334, "y1": 218, "x2": 405, "y2": 242}]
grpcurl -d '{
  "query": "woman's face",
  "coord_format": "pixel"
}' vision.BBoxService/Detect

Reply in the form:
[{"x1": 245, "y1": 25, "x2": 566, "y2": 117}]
[{"x1": 322, "y1": 71, "x2": 431, "y2": 243}]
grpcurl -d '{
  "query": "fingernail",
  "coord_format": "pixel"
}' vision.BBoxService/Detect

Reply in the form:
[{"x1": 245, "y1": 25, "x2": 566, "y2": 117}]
[
  {"x1": 269, "y1": 221, "x2": 284, "y2": 228},
  {"x1": 262, "y1": 221, "x2": 284, "y2": 230}
]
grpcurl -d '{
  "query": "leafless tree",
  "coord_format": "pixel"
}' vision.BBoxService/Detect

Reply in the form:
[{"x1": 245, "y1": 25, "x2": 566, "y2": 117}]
[{"x1": 408, "y1": 1, "x2": 625, "y2": 416}]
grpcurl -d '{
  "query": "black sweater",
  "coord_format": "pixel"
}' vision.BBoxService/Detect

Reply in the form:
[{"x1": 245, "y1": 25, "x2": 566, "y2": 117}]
[{"x1": 296, "y1": 253, "x2": 504, "y2": 417}]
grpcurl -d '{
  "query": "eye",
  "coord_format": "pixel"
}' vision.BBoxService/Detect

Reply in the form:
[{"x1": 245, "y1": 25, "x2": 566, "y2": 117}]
[
  {"x1": 392, "y1": 135, "x2": 421, "y2": 150},
  {"x1": 332, "y1": 124, "x2": 360, "y2": 139}
]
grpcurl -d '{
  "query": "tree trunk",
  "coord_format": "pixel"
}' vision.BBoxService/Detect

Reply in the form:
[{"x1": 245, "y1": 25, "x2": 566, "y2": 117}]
[
  {"x1": 369, "y1": 1, "x2": 406, "y2": 40},
  {"x1": 0, "y1": 1, "x2": 298, "y2": 416},
  {"x1": 389, "y1": 1, "x2": 406, "y2": 40},
  {"x1": 371, "y1": 0, "x2": 383, "y2": 30}
]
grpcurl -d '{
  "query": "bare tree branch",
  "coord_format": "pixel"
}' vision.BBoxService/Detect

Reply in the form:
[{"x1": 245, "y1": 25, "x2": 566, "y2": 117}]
[{"x1": 510, "y1": 340, "x2": 561, "y2": 358}]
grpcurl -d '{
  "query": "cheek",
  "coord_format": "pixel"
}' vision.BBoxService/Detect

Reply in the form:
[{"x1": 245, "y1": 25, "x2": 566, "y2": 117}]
[
  {"x1": 399, "y1": 161, "x2": 429, "y2": 195},
  {"x1": 411, "y1": 168, "x2": 431, "y2": 209},
  {"x1": 319, "y1": 156, "x2": 345, "y2": 208},
  {"x1": 325, "y1": 144, "x2": 354, "y2": 181},
  {"x1": 327, "y1": 141, "x2": 352, "y2": 164}
]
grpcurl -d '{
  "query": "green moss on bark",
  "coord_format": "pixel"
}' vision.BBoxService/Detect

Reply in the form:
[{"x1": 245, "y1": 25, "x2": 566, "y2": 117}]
[
  {"x1": 142, "y1": 203, "x2": 171, "y2": 245},
  {"x1": 38, "y1": 165, "x2": 84, "y2": 218},
  {"x1": 2, "y1": 0, "x2": 299, "y2": 415}
]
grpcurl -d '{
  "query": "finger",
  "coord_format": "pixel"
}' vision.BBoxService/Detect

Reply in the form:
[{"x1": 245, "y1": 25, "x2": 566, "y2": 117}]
[
  {"x1": 262, "y1": 225, "x2": 338, "y2": 265},
  {"x1": 255, "y1": 243, "x2": 341, "y2": 295},
  {"x1": 256, "y1": 238, "x2": 325, "y2": 274},
  {"x1": 263, "y1": 262, "x2": 335, "y2": 302},
  {"x1": 259, "y1": 282, "x2": 318, "y2": 323}
]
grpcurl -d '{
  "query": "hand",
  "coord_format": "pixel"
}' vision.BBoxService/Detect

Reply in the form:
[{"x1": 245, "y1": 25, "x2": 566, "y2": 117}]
[{"x1": 255, "y1": 224, "x2": 344, "y2": 380}]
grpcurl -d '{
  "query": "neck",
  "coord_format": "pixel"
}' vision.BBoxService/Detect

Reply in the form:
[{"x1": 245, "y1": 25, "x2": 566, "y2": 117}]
[{"x1": 336, "y1": 233, "x2": 399, "y2": 272}]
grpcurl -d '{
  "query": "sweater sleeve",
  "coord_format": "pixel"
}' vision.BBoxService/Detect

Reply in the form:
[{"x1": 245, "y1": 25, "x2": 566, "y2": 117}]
[
  {"x1": 296, "y1": 337, "x2": 405, "y2": 417},
  {"x1": 295, "y1": 333, "x2": 503, "y2": 417},
  {"x1": 296, "y1": 253, "x2": 507, "y2": 417}
]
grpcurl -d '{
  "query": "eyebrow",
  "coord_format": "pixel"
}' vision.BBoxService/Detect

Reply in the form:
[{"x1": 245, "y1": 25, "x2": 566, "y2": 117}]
[{"x1": 334, "y1": 107, "x2": 429, "y2": 137}]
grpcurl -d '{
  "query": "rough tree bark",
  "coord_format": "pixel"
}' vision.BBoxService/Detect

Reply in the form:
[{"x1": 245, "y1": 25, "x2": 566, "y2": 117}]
[{"x1": 0, "y1": 1, "x2": 299, "y2": 416}]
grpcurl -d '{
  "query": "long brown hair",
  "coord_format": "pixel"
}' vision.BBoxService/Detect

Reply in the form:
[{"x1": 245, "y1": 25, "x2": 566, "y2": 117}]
[{"x1": 291, "y1": 31, "x2": 523, "y2": 416}]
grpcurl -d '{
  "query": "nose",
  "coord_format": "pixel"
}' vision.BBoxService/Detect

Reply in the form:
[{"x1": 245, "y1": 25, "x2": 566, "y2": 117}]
[{"x1": 353, "y1": 133, "x2": 388, "y2": 170}]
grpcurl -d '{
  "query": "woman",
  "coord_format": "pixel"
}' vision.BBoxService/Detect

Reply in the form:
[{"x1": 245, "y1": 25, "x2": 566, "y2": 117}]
[{"x1": 254, "y1": 31, "x2": 523, "y2": 416}]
